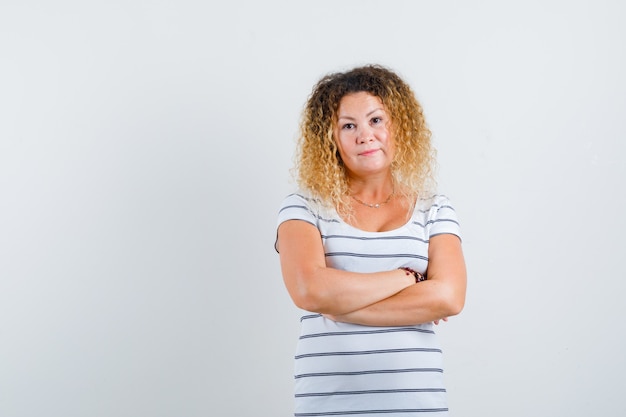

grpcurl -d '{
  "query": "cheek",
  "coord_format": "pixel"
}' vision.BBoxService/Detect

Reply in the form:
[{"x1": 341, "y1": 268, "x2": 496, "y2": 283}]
[
  {"x1": 333, "y1": 134, "x2": 348, "y2": 160},
  {"x1": 385, "y1": 134, "x2": 396, "y2": 155},
  {"x1": 336, "y1": 132, "x2": 352, "y2": 152},
  {"x1": 380, "y1": 131, "x2": 391, "y2": 147}
]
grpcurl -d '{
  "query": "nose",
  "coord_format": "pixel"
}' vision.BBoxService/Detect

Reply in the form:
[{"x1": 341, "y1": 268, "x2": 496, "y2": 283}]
[{"x1": 357, "y1": 125, "x2": 374, "y2": 143}]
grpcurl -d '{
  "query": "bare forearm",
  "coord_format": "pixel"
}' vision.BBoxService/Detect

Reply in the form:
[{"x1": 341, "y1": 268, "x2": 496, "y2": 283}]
[
  {"x1": 327, "y1": 279, "x2": 465, "y2": 326},
  {"x1": 278, "y1": 220, "x2": 415, "y2": 316},
  {"x1": 285, "y1": 267, "x2": 415, "y2": 315}
]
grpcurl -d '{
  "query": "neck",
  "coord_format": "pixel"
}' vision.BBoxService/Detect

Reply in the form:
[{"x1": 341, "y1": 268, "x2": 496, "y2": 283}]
[
  {"x1": 348, "y1": 175, "x2": 394, "y2": 197},
  {"x1": 348, "y1": 177, "x2": 395, "y2": 209}
]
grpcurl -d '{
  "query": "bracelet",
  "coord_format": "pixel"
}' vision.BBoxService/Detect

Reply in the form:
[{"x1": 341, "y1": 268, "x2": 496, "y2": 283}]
[{"x1": 399, "y1": 267, "x2": 426, "y2": 283}]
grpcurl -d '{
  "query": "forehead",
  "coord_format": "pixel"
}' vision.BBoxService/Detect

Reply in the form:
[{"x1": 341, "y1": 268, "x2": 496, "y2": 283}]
[{"x1": 337, "y1": 92, "x2": 385, "y2": 114}]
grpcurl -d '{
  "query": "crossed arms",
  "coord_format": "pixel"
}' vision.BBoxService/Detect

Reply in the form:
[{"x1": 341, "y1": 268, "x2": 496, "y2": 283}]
[{"x1": 277, "y1": 219, "x2": 467, "y2": 327}]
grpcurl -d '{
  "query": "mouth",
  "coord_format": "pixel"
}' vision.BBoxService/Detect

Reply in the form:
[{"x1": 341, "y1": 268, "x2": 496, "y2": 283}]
[{"x1": 359, "y1": 148, "x2": 380, "y2": 156}]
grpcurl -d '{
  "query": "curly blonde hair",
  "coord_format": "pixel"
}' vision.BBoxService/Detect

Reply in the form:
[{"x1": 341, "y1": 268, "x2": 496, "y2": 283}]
[{"x1": 295, "y1": 64, "x2": 436, "y2": 211}]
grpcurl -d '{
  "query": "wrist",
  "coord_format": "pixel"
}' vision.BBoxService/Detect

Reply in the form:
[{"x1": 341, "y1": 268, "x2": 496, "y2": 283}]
[{"x1": 399, "y1": 267, "x2": 426, "y2": 283}]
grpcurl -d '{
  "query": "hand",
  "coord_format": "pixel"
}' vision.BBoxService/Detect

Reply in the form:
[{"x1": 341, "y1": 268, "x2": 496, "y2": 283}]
[
  {"x1": 322, "y1": 313, "x2": 339, "y2": 322},
  {"x1": 433, "y1": 317, "x2": 448, "y2": 325}
]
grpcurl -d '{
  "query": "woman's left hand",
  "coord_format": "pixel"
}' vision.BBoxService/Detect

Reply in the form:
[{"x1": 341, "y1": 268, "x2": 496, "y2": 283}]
[{"x1": 323, "y1": 313, "x2": 340, "y2": 322}]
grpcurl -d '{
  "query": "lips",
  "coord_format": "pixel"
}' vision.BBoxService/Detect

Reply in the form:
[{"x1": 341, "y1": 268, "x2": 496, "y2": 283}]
[{"x1": 359, "y1": 148, "x2": 380, "y2": 156}]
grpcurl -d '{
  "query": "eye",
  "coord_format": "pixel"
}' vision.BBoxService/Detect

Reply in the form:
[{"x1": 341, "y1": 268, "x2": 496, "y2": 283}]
[
  {"x1": 371, "y1": 117, "x2": 383, "y2": 125},
  {"x1": 342, "y1": 123, "x2": 355, "y2": 130}
]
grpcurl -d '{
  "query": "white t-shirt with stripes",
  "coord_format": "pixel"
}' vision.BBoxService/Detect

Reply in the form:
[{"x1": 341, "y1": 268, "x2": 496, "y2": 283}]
[{"x1": 276, "y1": 192, "x2": 462, "y2": 417}]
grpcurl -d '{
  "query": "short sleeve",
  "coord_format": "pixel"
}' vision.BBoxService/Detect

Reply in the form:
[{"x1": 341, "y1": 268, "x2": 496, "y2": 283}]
[
  {"x1": 275, "y1": 193, "x2": 320, "y2": 252},
  {"x1": 426, "y1": 195, "x2": 462, "y2": 241},
  {"x1": 276, "y1": 193, "x2": 319, "y2": 228}
]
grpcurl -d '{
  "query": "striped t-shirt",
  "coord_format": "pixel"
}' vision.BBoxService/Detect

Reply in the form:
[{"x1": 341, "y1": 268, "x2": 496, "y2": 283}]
[{"x1": 276, "y1": 192, "x2": 462, "y2": 417}]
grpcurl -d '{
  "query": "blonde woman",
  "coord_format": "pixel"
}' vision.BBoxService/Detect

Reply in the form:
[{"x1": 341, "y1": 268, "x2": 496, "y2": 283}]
[{"x1": 276, "y1": 65, "x2": 467, "y2": 416}]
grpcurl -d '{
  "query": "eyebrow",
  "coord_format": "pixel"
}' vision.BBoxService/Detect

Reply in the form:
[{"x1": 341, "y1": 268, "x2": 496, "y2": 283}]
[{"x1": 337, "y1": 108, "x2": 384, "y2": 120}]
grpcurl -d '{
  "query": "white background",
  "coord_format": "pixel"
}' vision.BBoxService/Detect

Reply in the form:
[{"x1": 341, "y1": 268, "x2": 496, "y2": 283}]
[{"x1": 1, "y1": 1, "x2": 624, "y2": 416}]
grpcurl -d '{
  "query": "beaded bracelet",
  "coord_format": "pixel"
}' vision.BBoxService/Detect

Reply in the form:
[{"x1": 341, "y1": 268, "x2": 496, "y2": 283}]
[{"x1": 399, "y1": 267, "x2": 426, "y2": 283}]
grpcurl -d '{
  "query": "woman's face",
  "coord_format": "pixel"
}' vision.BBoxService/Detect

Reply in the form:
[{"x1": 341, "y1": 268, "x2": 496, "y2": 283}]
[{"x1": 334, "y1": 92, "x2": 395, "y2": 179}]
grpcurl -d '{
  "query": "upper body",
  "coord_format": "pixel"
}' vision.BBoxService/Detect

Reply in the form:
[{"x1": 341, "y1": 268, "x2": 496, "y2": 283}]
[{"x1": 276, "y1": 65, "x2": 466, "y2": 328}]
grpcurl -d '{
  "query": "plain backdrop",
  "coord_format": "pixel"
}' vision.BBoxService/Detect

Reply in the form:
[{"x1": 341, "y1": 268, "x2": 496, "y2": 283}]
[{"x1": 1, "y1": 1, "x2": 625, "y2": 416}]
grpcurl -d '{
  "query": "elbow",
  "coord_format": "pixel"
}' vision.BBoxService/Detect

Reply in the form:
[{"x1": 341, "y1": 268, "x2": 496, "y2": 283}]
[
  {"x1": 445, "y1": 297, "x2": 465, "y2": 317},
  {"x1": 282, "y1": 266, "x2": 333, "y2": 313},
  {"x1": 289, "y1": 279, "x2": 327, "y2": 313},
  {"x1": 438, "y1": 286, "x2": 466, "y2": 317},
  {"x1": 292, "y1": 293, "x2": 322, "y2": 313}
]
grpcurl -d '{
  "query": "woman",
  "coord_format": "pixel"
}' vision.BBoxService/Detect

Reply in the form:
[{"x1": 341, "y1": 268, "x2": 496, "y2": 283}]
[{"x1": 276, "y1": 65, "x2": 466, "y2": 416}]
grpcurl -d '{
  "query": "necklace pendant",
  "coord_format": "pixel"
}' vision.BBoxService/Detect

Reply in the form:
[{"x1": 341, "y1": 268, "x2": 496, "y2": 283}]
[{"x1": 350, "y1": 186, "x2": 395, "y2": 209}]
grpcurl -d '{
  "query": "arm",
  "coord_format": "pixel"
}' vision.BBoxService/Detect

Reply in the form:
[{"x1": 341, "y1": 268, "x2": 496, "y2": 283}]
[
  {"x1": 277, "y1": 219, "x2": 415, "y2": 315},
  {"x1": 326, "y1": 233, "x2": 467, "y2": 326}
]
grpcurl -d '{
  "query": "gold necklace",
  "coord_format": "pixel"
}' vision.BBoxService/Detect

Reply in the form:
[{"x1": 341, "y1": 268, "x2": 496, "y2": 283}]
[{"x1": 350, "y1": 187, "x2": 395, "y2": 209}]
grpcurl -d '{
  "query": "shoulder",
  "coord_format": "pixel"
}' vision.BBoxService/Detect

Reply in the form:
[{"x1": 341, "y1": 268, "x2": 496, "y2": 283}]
[
  {"x1": 414, "y1": 193, "x2": 454, "y2": 211},
  {"x1": 413, "y1": 194, "x2": 462, "y2": 240},
  {"x1": 277, "y1": 190, "x2": 334, "y2": 227},
  {"x1": 278, "y1": 190, "x2": 320, "y2": 214}
]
